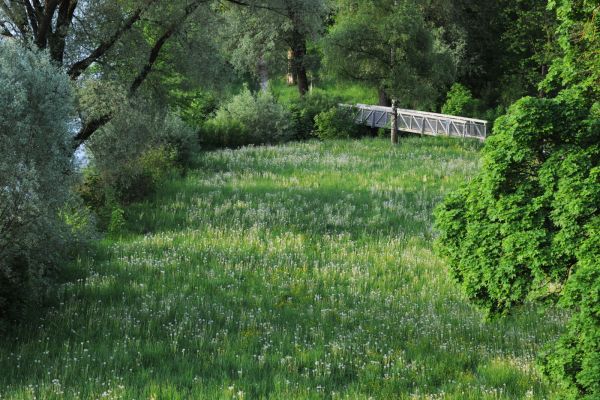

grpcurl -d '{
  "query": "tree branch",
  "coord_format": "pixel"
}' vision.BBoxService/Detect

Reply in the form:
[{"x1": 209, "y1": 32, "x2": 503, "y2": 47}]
[
  {"x1": 22, "y1": 0, "x2": 39, "y2": 40},
  {"x1": 1, "y1": 1, "x2": 29, "y2": 37},
  {"x1": 35, "y1": 0, "x2": 59, "y2": 48},
  {"x1": 73, "y1": 0, "x2": 203, "y2": 147},
  {"x1": 0, "y1": 20, "x2": 14, "y2": 37},
  {"x1": 72, "y1": 113, "x2": 112, "y2": 148},
  {"x1": 130, "y1": 0, "x2": 203, "y2": 93},
  {"x1": 67, "y1": 3, "x2": 148, "y2": 79},
  {"x1": 221, "y1": 0, "x2": 287, "y2": 17},
  {"x1": 49, "y1": 0, "x2": 77, "y2": 62}
]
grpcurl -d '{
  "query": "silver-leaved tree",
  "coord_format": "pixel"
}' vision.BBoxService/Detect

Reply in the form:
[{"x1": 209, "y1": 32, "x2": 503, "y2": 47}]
[{"x1": 0, "y1": 42, "x2": 75, "y2": 322}]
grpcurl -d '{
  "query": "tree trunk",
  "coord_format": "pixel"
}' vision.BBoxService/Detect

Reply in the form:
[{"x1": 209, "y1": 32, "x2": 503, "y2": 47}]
[
  {"x1": 287, "y1": 49, "x2": 295, "y2": 85},
  {"x1": 258, "y1": 54, "x2": 269, "y2": 93},
  {"x1": 378, "y1": 88, "x2": 391, "y2": 106},
  {"x1": 290, "y1": 32, "x2": 309, "y2": 97},
  {"x1": 391, "y1": 99, "x2": 398, "y2": 144}
]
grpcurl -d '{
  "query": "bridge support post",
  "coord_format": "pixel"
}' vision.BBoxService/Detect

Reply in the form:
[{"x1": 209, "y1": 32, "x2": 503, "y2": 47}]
[{"x1": 391, "y1": 99, "x2": 398, "y2": 144}]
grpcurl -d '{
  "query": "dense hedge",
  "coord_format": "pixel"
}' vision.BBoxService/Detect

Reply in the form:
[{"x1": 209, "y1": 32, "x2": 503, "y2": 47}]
[
  {"x1": 199, "y1": 88, "x2": 293, "y2": 148},
  {"x1": 0, "y1": 43, "x2": 75, "y2": 324},
  {"x1": 287, "y1": 90, "x2": 343, "y2": 140},
  {"x1": 80, "y1": 101, "x2": 196, "y2": 231},
  {"x1": 314, "y1": 106, "x2": 362, "y2": 140},
  {"x1": 435, "y1": 89, "x2": 599, "y2": 398}
]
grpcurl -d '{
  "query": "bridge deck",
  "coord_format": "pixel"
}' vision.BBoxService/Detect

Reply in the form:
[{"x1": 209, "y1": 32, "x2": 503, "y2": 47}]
[{"x1": 351, "y1": 104, "x2": 488, "y2": 140}]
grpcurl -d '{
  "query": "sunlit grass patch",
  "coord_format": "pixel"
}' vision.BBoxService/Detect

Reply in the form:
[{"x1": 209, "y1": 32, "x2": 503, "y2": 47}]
[{"x1": 0, "y1": 137, "x2": 562, "y2": 399}]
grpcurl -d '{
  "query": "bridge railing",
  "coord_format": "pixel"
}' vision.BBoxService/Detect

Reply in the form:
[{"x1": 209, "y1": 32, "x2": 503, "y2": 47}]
[{"x1": 348, "y1": 104, "x2": 488, "y2": 140}]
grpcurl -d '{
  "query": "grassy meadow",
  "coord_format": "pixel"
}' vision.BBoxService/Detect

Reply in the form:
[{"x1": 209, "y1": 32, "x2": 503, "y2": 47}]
[
  {"x1": 270, "y1": 79, "x2": 379, "y2": 105},
  {"x1": 0, "y1": 138, "x2": 564, "y2": 399}
]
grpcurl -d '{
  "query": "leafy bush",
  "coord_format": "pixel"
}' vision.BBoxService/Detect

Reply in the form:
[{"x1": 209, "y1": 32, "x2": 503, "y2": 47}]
[
  {"x1": 176, "y1": 90, "x2": 220, "y2": 127},
  {"x1": 199, "y1": 87, "x2": 292, "y2": 147},
  {"x1": 314, "y1": 106, "x2": 361, "y2": 139},
  {"x1": 108, "y1": 149, "x2": 169, "y2": 205},
  {"x1": 78, "y1": 143, "x2": 178, "y2": 230},
  {"x1": 199, "y1": 119, "x2": 247, "y2": 149},
  {"x1": 434, "y1": 90, "x2": 599, "y2": 398},
  {"x1": 153, "y1": 113, "x2": 198, "y2": 168},
  {"x1": 81, "y1": 98, "x2": 193, "y2": 228},
  {"x1": 287, "y1": 89, "x2": 343, "y2": 140},
  {"x1": 481, "y1": 105, "x2": 506, "y2": 126},
  {"x1": 84, "y1": 94, "x2": 196, "y2": 175},
  {"x1": 107, "y1": 205, "x2": 126, "y2": 236},
  {"x1": 441, "y1": 83, "x2": 482, "y2": 118},
  {"x1": 0, "y1": 42, "x2": 76, "y2": 323}
]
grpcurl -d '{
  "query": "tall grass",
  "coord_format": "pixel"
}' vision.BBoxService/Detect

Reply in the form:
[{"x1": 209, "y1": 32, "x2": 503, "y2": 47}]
[
  {"x1": 0, "y1": 138, "x2": 563, "y2": 399},
  {"x1": 271, "y1": 79, "x2": 378, "y2": 105}
]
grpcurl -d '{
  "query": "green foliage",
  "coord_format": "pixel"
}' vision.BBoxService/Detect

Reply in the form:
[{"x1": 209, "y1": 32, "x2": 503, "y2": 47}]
[
  {"x1": 481, "y1": 105, "x2": 507, "y2": 126},
  {"x1": 540, "y1": 215, "x2": 600, "y2": 399},
  {"x1": 78, "y1": 143, "x2": 179, "y2": 230},
  {"x1": 108, "y1": 206, "x2": 126, "y2": 236},
  {"x1": 0, "y1": 138, "x2": 562, "y2": 398},
  {"x1": 435, "y1": 91, "x2": 599, "y2": 397},
  {"x1": 217, "y1": 5, "x2": 287, "y2": 82},
  {"x1": 323, "y1": 0, "x2": 456, "y2": 109},
  {"x1": 153, "y1": 113, "x2": 198, "y2": 168},
  {"x1": 111, "y1": 144, "x2": 178, "y2": 205},
  {"x1": 541, "y1": 0, "x2": 599, "y2": 98},
  {"x1": 272, "y1": 80, "x2": 378, "y2": 105},
  {"x1": 441, "y1": 83, "x2": 481, "y2": 117},
  {"x1": 498, "y1": 0, "x2": 558, "y2": 103},
  {"x1": 83, "y1": 90, "x2": 195, "y2": 176},
  {"x1": 80, "y1": 96, "x2": 194, "y2": 229},
  {"x1": 0, "y1": 42, "x2": 77, "y2": 322},
  {"x1": 436, "y1": 2, "x2": 599, "y2": 397},
  {"x1": 175, "y1": 90, "x2": 220, "y2": 127},
  {"x1": 288, "y1": 89, "x2": 343, "y2": 139},
  {"x1": 314, "y1": 106, "x2": 361, "y2": 139},
  {"x1": 199, "y1": 119, "x2": 247, "y2": 149},
  {"x1": 200, "y1": 87, "x2": 293, "y2": 147}
]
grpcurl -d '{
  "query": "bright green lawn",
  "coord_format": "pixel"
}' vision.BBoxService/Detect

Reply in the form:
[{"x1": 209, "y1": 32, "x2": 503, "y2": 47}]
[
  {"x1": 271, "y1": 79, "x2": 378, "y2": 105},
  {"x1": 0, "y1": 138, "x2": 563, "y2": 399}
]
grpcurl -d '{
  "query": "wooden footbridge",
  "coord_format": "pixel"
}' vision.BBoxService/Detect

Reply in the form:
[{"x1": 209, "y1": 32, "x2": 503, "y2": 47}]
[{"x1": 350, "y1": 104, "x2": 488, "y2": 140}]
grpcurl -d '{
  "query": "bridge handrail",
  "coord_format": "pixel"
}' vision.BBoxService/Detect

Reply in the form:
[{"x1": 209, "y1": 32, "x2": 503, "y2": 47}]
[
  {"x1": 353, "y1": 104, "x2": 488, "y2": 125},
  {"x1": 343, "y1": 103, "x2": 488, "y2": 139}
]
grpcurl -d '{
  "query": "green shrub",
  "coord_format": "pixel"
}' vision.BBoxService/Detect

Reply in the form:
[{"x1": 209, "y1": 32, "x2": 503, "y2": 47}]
[
  {"x1": 434, "y1": 90, "x2": 599, "y2": 398},
  {"x1": 441, "y1": 83, "x2": 482, "y2": 118},
  {"x1": 287, "y1": 89, "x2": 343, "y2": 139},
  {"x1": 0, "y1": 42, "x2": 76, "y2": 322},
  {"x1": 107, "y1": 205, "x2": 126, "y2": 236},
  {"x1": 200, "y1": 87, "x2": 293, "y2": 147},
  {"x1": 314, "y1": 106, "x2": 361, "y2": 139},
  {"x1": 76, "y1": 169, "x2": 108, "y2": 216},
  {"x1": 109, "y1": 160, "x2": 157, "y2": 205},
  {"x1": 85, "y1": 98, "x2": 196, "y2": 175},
  {"x1": 154, "y1": 113, "x2": 199, "y2": 169},
  {"x1": 481, "y1": 105, "x2": 506, "y2": 126},
  {"x1": 78, "y1": 143, "x2": 179, "y2": 230},
  {"x1": 81, "y1": 102, "x2": 188, "y2": 229},
  {"x1": 176, "y1": 90, "x2": 219, "y2": 127},
  {"x1": 199, "y1": 119, "x2": 247, "y2": 148},
  {"x1": 138, "y1": 145, "x2": 179, "y2": 184}
]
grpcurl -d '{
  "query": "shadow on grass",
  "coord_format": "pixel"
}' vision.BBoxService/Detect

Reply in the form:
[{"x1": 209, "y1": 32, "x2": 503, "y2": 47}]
[{"x1": 0, "y1": 139, "x2": 558, "y2": 399}]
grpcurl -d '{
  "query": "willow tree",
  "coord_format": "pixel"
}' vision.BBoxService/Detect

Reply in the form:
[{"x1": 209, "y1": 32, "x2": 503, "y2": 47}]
[
  {"x1": 0, "y1": 0, "x2": 270, "y2": 147},
  {"x1": 322, "y1": 0, "x2": 455, "y2": 109},
  {"x1": 0, "y1": 42, "x2": 75, "y2": 322},
  {"x1": 218, "y1": 0, "x2": 328, "y2": 96}
]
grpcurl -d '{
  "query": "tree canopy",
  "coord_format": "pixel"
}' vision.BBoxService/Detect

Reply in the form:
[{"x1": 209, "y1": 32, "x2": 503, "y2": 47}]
[
  {"x1": 435, "y1": 1, "x2": 599, "y2": 397},
  {"x1": 322, "y1": 0, "x2": 455, "y2": 109}
]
